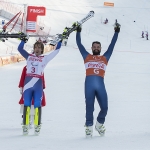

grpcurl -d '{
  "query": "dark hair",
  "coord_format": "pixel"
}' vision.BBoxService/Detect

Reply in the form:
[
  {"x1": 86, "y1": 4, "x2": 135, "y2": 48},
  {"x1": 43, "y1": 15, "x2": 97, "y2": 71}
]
[
  {"x1": 33, "y1": 41, "x2": 44, "y2": 54},
  {"x1": 92, "y1": 41, "x2": 101, "y2": 47}
]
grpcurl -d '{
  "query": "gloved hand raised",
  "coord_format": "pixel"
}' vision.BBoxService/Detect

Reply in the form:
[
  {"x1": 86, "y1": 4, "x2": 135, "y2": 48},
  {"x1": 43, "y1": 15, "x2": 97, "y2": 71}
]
[
  {"x1": 19, "y1": 32, "x2": 29, "y2": 43},
  {"x1": 114, "y1": 22, "x2": 121, "y2": 33},
  {"x1": 72, "y1": 22, "x2": 82, "y2": 32}
]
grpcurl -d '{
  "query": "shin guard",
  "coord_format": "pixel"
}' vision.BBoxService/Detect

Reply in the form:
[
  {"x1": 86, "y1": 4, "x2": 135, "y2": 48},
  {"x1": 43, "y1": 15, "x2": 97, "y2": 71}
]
[
  {"x1": 34, "y1": 107, "x2": 42, "y2": 126},
  {"x1": 23, "y1": 106, "x2": 30, "y2": 125}
]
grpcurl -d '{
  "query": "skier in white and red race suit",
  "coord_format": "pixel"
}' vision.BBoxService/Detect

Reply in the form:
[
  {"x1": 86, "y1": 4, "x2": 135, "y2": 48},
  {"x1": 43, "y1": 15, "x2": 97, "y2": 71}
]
[
  {"x1": 18, "y1": 36, "x2": 62, "y2": 135},
  {"x1": 18, "y1": 65, "x2": 46, "y2": 127}
]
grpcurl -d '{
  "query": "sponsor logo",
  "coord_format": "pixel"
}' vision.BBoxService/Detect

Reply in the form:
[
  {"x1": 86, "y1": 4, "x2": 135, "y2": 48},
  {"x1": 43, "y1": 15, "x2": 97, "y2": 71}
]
[
  {"x1": 94, "y1": 69, "x2": 99, "y2": 74},
  {"x1": 88, "y1": 62, "x2": 105, "y2": 70},
  {"x1": 30, "y1": 9, "x2": 44, "y2": 13},
  {"x1": 29, "y1": 57, "x2": 42, "y2": 62},
  {"x1": 31, "y1": 62, "x2": 38, "y2": 66}
]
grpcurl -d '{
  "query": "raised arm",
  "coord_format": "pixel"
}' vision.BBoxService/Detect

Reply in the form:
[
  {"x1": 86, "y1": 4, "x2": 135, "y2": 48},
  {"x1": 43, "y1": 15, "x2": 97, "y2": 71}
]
[
  {"x1": 76, "y1": 32, "x2": 89, "y2": 60},
  {"x1": 18, "y1": 41, "x2": 29, "y2": 59},
  {"x1": 44, "y1": 41, "x2": 62, "y2": 63},
  {"x1": 103, "y1": 32, "x2": 119, "y2": 61},
  {"x1": 103, "y1": 22, "x2": 121, "y2": 61}
]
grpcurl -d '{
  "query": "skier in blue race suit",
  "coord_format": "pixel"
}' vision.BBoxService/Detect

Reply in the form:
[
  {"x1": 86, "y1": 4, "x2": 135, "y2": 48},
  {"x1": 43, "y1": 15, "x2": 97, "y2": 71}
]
[{"x1": 75, "y1": 22, "x2": 120, "y2": 137}]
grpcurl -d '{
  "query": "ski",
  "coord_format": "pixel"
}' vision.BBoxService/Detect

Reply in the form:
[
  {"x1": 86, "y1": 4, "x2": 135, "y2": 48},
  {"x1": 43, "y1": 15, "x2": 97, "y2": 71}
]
[
  {"x1": 63, "y1": 10, "x2": 94, "y2": 38},
  {"x1": 49, "y1": 10, "x2": 95, "y2": 46},
  {"x1": 0, "y1": 33, "x2": 54, "y2": 38},
  {"x1": 0, "y1": 10, "x2": 94, "y2": 45}
]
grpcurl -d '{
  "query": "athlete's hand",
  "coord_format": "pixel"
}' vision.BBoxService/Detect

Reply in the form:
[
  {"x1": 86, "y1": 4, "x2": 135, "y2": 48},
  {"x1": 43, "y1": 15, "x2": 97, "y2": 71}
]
[
  {"x1": 114, "y1": 22, "x2": 121, "y2": 33},
  {"x1": 19, "y1": 32, "x2": 29, "y2": 43},
  {"x1": 19, "y1": 87, "x2": 23, "y2": 94},
  {"x1": 72, "y1": 22, "x2": 82, "y2": 32},
  {"x1": 76, "y1": 25, "x2": 82, "y2": 32}
]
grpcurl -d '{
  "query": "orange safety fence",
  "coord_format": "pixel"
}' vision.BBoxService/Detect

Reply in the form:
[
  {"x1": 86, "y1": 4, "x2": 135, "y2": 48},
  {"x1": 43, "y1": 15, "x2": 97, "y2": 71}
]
[
  {"x1": 0, "y1": 57, "x2": 3, "y2": 66},
  {"x1": 17, "y1": 54, "x2": 25, "y2": 62},
  {"x1": 104, "y1": 2, "x2": 114, "y2": 7},
  {"x1": 10, "y1": 55, "x2": 18, "y2": 63},
  {"x1": 1, "y1": 56, "x2": 11, "y2": 65}
]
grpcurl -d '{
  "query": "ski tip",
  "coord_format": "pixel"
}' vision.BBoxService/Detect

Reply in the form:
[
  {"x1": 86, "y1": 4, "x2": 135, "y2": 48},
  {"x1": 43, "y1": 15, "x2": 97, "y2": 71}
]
[{"x1": 90, "y1": 10, "x2": 95, "y2": 14}]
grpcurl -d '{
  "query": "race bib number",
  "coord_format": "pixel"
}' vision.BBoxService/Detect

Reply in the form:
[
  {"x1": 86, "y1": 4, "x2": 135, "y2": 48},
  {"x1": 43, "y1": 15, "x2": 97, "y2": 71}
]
[
  {"x1": 31, "y1": 67, "x2": 36, "y2": 73},
  {"x1": 27, "y1": 61, "x2": 39, "y2": 75},
  {"x1": 28, "y1": 65, "x2": 38, "y2": 74}
]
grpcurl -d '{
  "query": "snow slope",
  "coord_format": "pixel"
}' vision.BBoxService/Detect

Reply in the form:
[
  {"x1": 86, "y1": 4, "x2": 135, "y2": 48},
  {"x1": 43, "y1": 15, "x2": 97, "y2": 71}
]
[{"x1": 0, "y1": 0, "x2": 150, "y2": 150}]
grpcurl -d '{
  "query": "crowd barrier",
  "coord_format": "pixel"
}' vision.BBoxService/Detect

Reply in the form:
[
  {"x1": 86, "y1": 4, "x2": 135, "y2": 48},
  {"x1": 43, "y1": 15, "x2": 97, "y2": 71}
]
[{"x1": 0, "y1": 45, "x2": 55, "y2": 67}]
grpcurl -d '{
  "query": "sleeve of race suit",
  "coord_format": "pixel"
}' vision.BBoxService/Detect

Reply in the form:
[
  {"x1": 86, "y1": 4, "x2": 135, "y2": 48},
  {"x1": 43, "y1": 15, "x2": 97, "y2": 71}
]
[
  {"x1": 18, "y1": 66, "x2": 27, "y2": 88},
  {"x1": 17, "y1": 41, "x2": 29, "y2": 59},
  {"x1": 44, "y1": 41, "x2": 62, "y2": 63},
  {"x1": 103, "y1": 32, "x2": 118, "y2": 61},
  {"x1": 76, "y1": 32, "x2": 89, "y2": 60},
  {"x1": 42, "y1": 73, "x2": 46, "y2": 89}
]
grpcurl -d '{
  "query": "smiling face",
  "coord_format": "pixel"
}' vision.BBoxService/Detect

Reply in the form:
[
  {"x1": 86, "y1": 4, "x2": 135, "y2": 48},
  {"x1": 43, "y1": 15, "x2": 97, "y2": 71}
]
[
  {"x1": 33, "y1": 41, "x2": 44, "y2": 56},
  {"x1": 91, "y1": 41, "x2": 101, "y2": 55}
]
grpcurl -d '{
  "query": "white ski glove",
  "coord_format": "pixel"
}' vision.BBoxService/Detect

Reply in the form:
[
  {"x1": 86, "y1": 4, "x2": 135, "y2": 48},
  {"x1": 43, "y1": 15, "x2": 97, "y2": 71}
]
[{"x1": 19, "y1": 87, "x2": 23, "y2": 94}]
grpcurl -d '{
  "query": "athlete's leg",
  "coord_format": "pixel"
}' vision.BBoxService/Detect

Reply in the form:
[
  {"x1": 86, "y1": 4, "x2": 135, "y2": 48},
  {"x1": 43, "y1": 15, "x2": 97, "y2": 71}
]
[
  {"x1": 85, "y1": 79, "x2": 95, "y2": 126},
  {"x1": 33, "y1": 88, "x2": 42, "y2": 135},
  {"x1": 33, "y1": 79, "x2": 43, "y2": 128},
  {"x1": 23, "y1": 89, "x2": 33, "y2": 106},
  {"x1": 23, "y1": 77, "x2": 36, "y2": 107},
  {"x1": 22, "y1": 77, "x2": 36, "y2": 128},
  {"x1": 95, "y1": 83, "x2": 108, "y2": 124},
  {"x1": 33, "y1": 79, "x2": 43, "y2": 108},
  {"x1": 22, "y1": 88, "x2": 33, "y2": 126}
]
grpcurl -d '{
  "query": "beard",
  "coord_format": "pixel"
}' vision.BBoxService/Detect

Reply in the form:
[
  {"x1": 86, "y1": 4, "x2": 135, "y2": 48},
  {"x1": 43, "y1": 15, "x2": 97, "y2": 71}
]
[{"x1": 92, "y1": 49, "x2": 100, "y2": 55}]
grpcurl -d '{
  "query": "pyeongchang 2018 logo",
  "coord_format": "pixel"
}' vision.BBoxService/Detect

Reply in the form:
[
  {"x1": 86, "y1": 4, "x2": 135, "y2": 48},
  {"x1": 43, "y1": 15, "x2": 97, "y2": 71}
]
[{"x1": 30, "y1": 9, "x2": 44, "y2": 14}]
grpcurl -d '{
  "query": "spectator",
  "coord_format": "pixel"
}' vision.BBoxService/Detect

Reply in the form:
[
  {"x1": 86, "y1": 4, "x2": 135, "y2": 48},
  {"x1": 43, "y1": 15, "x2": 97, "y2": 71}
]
[{"x1": 141, "y1": 31, "x2": 144, "y2": 38}]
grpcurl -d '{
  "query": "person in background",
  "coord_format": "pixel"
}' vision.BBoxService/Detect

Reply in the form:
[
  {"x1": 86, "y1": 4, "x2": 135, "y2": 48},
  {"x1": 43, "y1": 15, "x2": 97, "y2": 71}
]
[
  {"x1": 141, "y1": 31, "x2": 144, "y2": 38},
  {"x1": 145, "y1": 31, "x2": 148, "y2": 40},
  {"x1": 104, "y1": 18, "x2": 108, "y2": 24}
]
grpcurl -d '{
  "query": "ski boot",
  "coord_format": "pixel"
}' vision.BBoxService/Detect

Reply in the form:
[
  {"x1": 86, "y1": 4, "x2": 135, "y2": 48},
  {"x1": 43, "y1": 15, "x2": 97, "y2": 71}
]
[
  {"x1": 34, "y1": 124, "x2": 41, "y2": 136},
  {"x1": 22, "y1": 106, "x2": 30, "y2": 135},
  {"x1": 85, "y1": 125, "x2": 93, "y2": 138},
  {"x1": 22, "y1": 125, "x2": 29, "y2": 135},
  {"x1": 34, "y1": 107, "x2": 42, "y2": 135},
  {"x1": 95, "y1": 121, "x2": 105, "y2": 136}
]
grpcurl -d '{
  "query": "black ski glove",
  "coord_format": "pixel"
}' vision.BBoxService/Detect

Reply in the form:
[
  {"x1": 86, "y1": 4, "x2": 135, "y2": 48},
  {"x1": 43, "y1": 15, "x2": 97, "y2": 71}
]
[
  {"x1": 19, "y1": 32, "x2": 29, "y2": 43},
  {"x1": 114, "y1": 23, "x2": 121, "y2": 33},
  {"x1": 72, "y1": 22, "x2": 82, "y2": 32},
  {"x1": 21, "y1": 37, "x2": 29, "y2": 43},
  {"x1": 76, "y1": 26, "x2": 82, "y2": 32}
]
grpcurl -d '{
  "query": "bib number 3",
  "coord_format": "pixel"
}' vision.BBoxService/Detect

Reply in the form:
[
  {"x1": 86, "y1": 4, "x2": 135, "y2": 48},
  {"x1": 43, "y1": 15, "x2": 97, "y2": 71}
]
[{"x1": 31, "y1": 67, "x2": 35, "y2": 73}]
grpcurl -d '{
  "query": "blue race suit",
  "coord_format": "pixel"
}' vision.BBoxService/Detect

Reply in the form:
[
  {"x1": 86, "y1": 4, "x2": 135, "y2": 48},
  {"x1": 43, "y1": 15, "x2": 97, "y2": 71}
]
[{"x1": 76, "y1": 32, "x2": 118, "y2": 126}]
